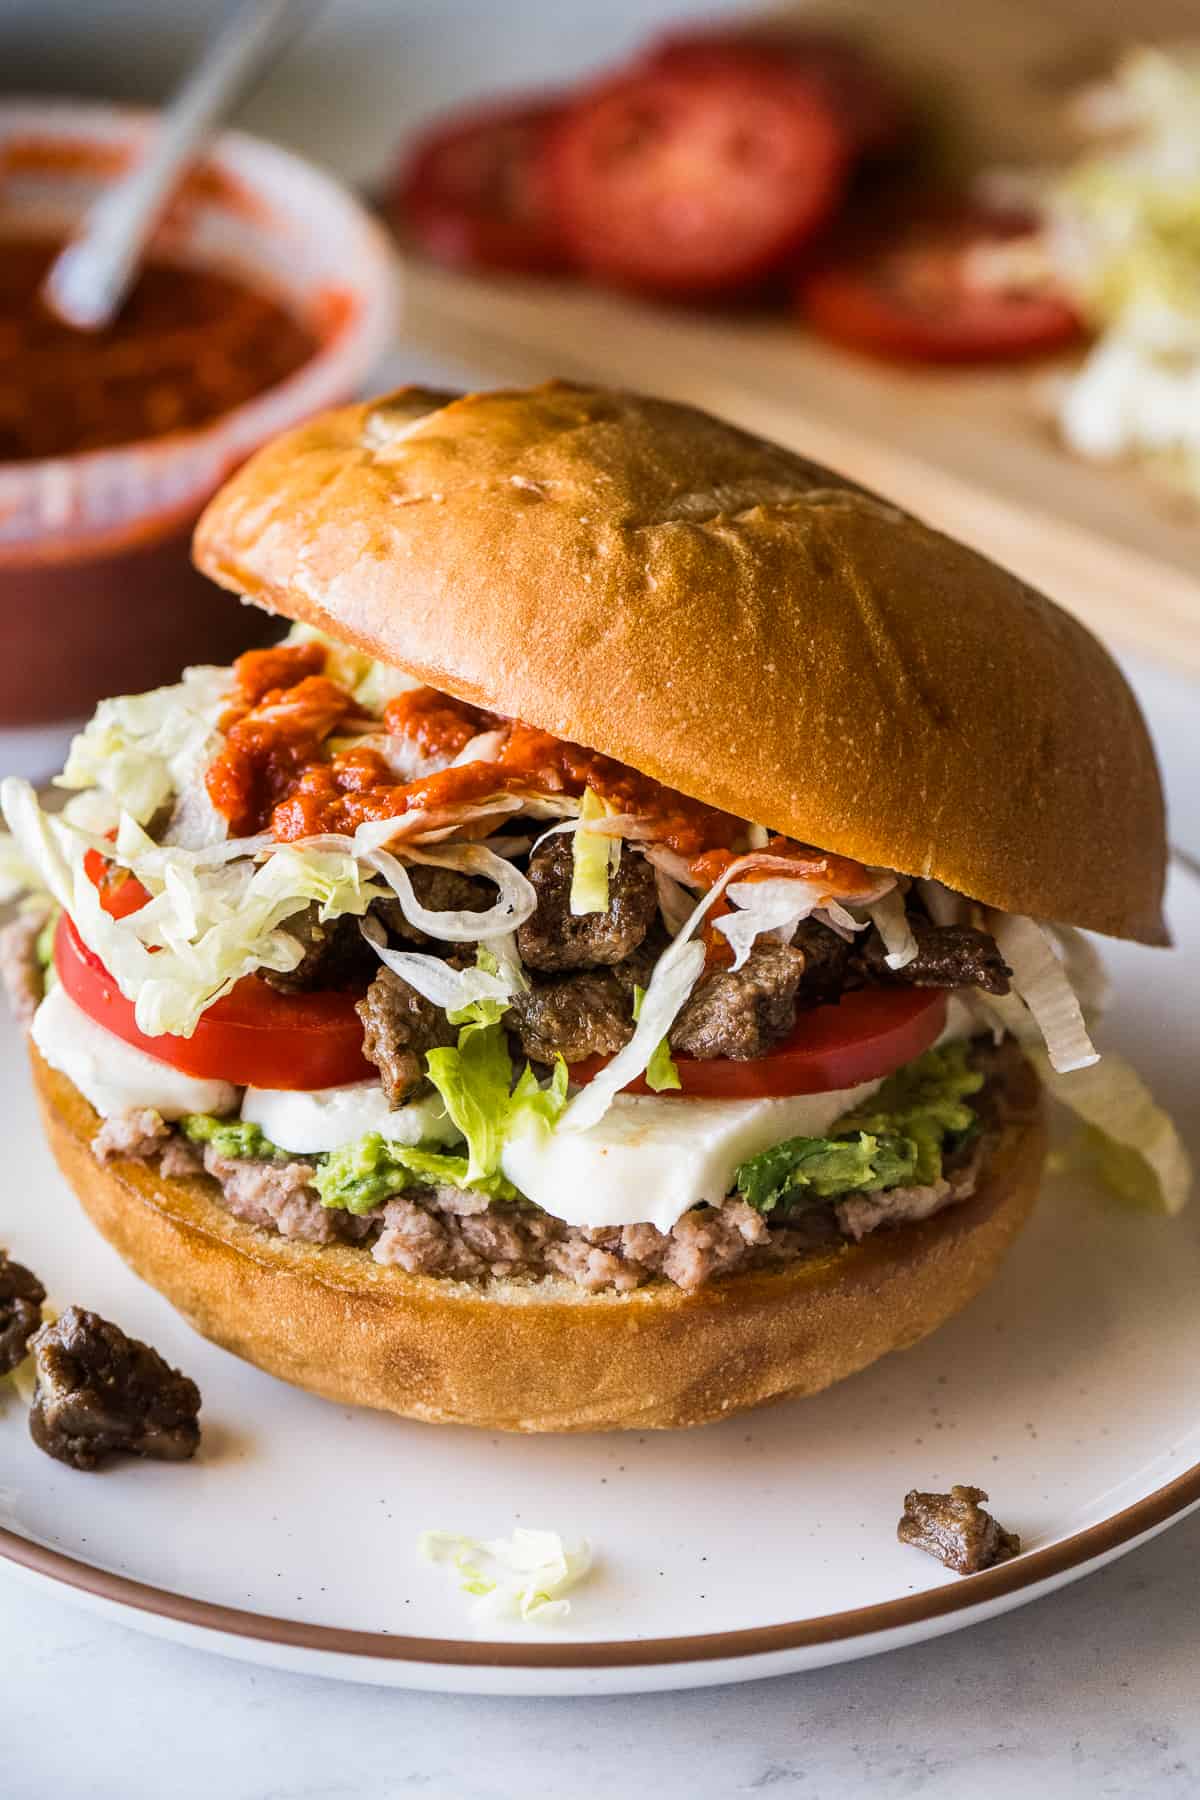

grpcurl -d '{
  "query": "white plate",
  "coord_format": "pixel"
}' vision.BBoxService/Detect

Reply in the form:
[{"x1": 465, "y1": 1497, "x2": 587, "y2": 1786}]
[{"x1": 2, "y1": 865, "x2": 1198, "y2": 1697}]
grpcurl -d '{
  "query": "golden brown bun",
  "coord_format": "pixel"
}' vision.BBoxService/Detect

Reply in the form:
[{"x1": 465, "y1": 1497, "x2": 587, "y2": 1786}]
[
  {"x1": 33, "y1": 1046, "x2": 1046, "y2": 1432},
  {"x1": 194, "y1": 382, "x2": 1166, "y2": 944}
]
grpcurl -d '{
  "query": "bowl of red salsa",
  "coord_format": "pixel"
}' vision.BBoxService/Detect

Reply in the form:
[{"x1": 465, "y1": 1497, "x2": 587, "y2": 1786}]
[{"x1": 0, "y1": 99, "x2": 397, "y2": 772}]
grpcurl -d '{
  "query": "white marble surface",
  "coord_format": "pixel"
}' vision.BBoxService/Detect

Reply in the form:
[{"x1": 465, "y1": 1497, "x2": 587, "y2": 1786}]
[{"x1": 2, "y1": 1511, "x2": 1199, "y2": 1800}]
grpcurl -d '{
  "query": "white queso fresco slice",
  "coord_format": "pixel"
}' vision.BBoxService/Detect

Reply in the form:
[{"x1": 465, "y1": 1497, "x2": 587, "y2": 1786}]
[
  {"x1": 32, "y1": 984, "x2": 239, "y2": 1120},
  {"x1": 501, "y1": 1080, "x2": 887, "y2": 1237},
  {"x1": 242, "y1": 1082, "x2": 461, "y2": 1155}
]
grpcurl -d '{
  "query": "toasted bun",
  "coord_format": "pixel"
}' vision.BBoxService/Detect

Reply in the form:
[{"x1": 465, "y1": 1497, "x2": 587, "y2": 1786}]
[
  {"x1": 33, "y1": 1047, "x2": 1046, "y2": 1432},
  {"x1": 194, "y1": 382, "x2": 1166, "y2": 943}
]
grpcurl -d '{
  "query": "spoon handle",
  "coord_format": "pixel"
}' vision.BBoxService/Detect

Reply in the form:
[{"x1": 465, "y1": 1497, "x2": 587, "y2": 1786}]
[{"x1": 43, "y1": 0, "x2": 319, "y2": 332}]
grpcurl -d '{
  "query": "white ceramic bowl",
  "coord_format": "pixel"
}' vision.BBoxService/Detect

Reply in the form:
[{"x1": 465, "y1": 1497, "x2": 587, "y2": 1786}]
[{"x1": 0, "y1": 99, "x2": 398, "y2": 771}]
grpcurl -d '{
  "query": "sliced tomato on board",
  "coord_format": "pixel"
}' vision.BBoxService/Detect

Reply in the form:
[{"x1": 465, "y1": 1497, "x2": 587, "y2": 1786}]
[
  {"x1": 642, "y1": 26, "x2": 910, "y2": 161},
  {"x1": 54, "y1": 913, "x2": 374, "y2": 1091},
  {"x1": 573, "y1": 986, "x2": 948, "y2": 1100},
  {"x1": 546, "y1": 63, "x2": 847, "y2": 298},
  {"x1": 795, "y1": 203, "x2": 1083, "y2": 364},
  {"x1": 393, "y1": 96, "x2": 570, "y2": 274}
]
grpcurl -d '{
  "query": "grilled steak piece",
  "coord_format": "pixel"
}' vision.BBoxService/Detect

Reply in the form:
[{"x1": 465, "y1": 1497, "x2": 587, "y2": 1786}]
[
  {"x1": 897, "y1": 1485, "x2": 1021, "y2": 1574},
  {"x1": 29, "y1": 1307, "x2": 201, "y2": 1471},
  {"x1": 791, "y1": 916, "x2": 853, "y2": 1005},
  {"x1": 0, "y1": 1250, "x2": 46, "y2": 1375},
  {"x1": 261, "y1": 906, "x2": 378, "y2": 994},
  {"x1": 670, "y1": 939, "x2": 807, "y2": 1060},
  {"x1": 518, "y1": 836, "x2": 657, "y2": 970},
  {"x1": 858, "y1": 917, "x2": 1011, "y2": 995},
  {"x1": 373, "y1": 863, "x2": 495, "y2": 949},
  {"x1": 356, "y1": 967, "x2": 458, "y2": 1102},
  {"x1": 510, "y1": 968, "x2": 635, "y2": 1064}
]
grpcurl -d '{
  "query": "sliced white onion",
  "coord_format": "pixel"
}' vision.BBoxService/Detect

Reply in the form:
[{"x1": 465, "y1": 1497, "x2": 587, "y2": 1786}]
[
  {"x1": 819, "y1": 899, "x2": 873, "y2": 939},
  {"x1": 715, "y1": 878, "x2": 821, "y2": 970},
  {"x1": 360, "y1": 915, "x2": 517, "y2": 1011},
  {"x1": 918, "y1": 879, "x2": 965, "y2": 927},
  {"x1": 986, "y1": 912, "x2": 1099, "y2": 1073},
  {"x1": 863, "y1": 886, "x2": 919, "y2": 970},
  {"x1": 654, "y1": 865, "x2": 694, "y2": 935},
  {"x1": 366, "y1": 842, "x2": 537, "y2": 942},
  {"x1": 642, "y1": 843, "x2": 700, "y2": 888}
]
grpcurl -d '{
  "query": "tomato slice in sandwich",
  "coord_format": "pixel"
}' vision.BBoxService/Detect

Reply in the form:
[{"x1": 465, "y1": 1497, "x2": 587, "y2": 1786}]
[
  {"x1": 574, "y1": 985, "x2": 948, "y2": 1099},
  {"x1": 54, "y1": 913, "x2": 373, "y2": 1092}
]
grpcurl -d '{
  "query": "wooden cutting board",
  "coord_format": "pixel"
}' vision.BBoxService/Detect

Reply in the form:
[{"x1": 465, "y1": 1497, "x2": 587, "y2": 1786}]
[{"x1": 398, "y1": 0, "x2": 1200, "y2": 672}]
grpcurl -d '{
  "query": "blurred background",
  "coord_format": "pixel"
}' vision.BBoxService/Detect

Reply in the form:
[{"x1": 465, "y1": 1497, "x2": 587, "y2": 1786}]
[
  {"x1": 2, "y1": 0, "x2": 1197, "y2": 787},
  {"x1": 1, "y1": 1, "x2": 755, "y2": 187}
]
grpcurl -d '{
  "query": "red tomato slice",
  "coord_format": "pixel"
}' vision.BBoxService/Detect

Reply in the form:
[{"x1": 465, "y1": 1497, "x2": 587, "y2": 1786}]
[
  {"x1": 643, "y1": 27, "x2": 909, "y2": 161},
  {"x1": 54, "y1": 914, "x2": 374, "y2": 1091},
  {"x1": 83, "y1": 848, "x2": 152, "y2": 920},
  {"x1": 573, "y1": 987, "x2": 947, "y2": 1099},
  {"x1": 546, "y1": 64, "x2": 846, "y2": 298},
  {"x1": 393, "y1": 96, "x2": 570, "y2": 274},
  {"x1": 795, "y1": 204, "x2": 1083, "y2": 364}
]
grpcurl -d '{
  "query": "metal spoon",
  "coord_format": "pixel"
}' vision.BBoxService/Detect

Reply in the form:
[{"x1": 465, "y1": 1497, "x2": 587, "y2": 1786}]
[{"x1": 42, "y1": 0, "x2": 320, "y2": 332}]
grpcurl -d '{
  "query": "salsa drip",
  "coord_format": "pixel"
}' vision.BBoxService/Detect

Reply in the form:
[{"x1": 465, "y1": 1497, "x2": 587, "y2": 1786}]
[
  {"x1": 0, "y1": 236, "x2": 318, "y2": 462},
  {"x1": 206, "y1": 653, "x2": 746, "y2": 856}
]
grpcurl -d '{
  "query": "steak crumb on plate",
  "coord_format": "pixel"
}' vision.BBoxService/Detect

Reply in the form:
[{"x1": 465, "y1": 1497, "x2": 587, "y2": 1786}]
[{"x1": 897, "y1": 1484, "x2": 1021, "y2": 1574}]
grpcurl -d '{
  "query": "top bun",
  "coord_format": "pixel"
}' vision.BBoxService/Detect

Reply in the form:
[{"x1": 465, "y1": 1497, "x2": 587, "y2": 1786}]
[{"x1": 194, "y1": 382, "x2": 1167, "y2": 944}]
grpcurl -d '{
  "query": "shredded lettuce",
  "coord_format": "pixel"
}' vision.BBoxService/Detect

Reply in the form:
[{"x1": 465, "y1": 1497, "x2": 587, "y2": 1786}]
[
  {"x1": 362, "y1": 920, "x2": 521, "y2": 1016},
  {"x1": 423, "y1": 998, "x2": 569, "y2": 1184},
  {"x1": 1044, "y1": 47, "x2": 1200, "y2": 495},
  {"x1": 181, "y1": 1115, "x2": 278, "y2": 1160},
  {"x1": 55, "y1": 664, "x2": 233, "y2": 829},
  {"x1": 0, "y1": 833, "x2": 45, "y2": 906},
  {"x1": 424, "y1": 1016, "x2": 519, "y2": 1185},
  {"x1": 1031, "y1": 1046, "x2": 1192, "y2": 1215},
  {"x1": 570, "y1": 787, "x2": 620, "y2": 916},
  {"x1": 0, "y1": 777, "x2": 387, "y2": 1039},
  {"x1": 633, "y1": 984, "x2": 682, "y2": 1093},
  {"x1": 366, "y1": 842, "x2": 537, "y2": 942},
  {"x1": 863, "y1": 887, "x2": 919, "y2": 970},
  {"x1": 34, "y1": 907, "x2": 59, "y2": 971},
  {"x1": 283, "y1": 622, "x2": 418, "y2": 713},
  {"x1": 985, "y1": 913, "x2": 1098, "y2": 1074},
  {"x1": 418, "y1": 1527, "x2": 593, "y2": 1625}
]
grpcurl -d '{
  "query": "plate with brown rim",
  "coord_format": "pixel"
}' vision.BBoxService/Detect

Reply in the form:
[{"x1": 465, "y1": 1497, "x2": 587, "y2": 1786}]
[{"x1": 1, "y1": 862, "x2": 1197, "y2": 1696}]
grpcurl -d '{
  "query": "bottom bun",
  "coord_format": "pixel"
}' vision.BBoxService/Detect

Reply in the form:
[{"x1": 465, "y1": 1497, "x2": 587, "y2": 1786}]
[{"x1": 32, "y1": 1047, "x2": 1046, "y2": 1432}]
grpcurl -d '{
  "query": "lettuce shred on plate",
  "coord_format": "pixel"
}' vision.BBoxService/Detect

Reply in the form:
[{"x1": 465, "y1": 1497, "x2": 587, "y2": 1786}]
[
  {"x1": 418, "y1": 1527, "x2": 594, "y2": 1625},
  {"x1": 1042, "y1": 46, "x2": 1200, "y2": 497}
]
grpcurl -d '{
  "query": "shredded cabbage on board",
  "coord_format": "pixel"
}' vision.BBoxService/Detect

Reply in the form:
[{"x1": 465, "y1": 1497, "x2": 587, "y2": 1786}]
[{"x1": 1043, "y1": 47, "x2": 1200, "y2": 497}]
